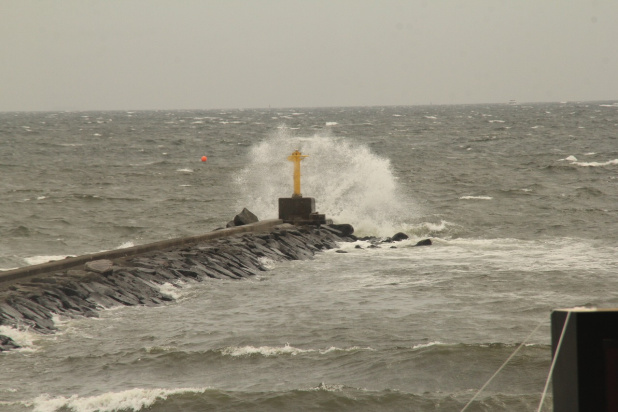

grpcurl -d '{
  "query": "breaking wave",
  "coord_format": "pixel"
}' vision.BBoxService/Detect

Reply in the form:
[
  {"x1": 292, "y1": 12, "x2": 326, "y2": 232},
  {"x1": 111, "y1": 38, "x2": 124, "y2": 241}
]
[
  {"x1": 220, "y1": 343, "x2": 375, "y2": 357},
  {"x1": 235, "y1": 128, "x2": 419, "y2": 236},
  {"x1": 560, "y1": 155, "x2": 618, "y2": 167},
  {"x1": 28, "y1": 387, "x2": 208, "y2": 412}
]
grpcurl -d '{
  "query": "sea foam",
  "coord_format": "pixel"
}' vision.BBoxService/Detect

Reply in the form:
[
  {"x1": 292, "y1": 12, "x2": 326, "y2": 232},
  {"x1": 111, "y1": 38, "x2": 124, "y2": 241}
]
[
  {"x1": 561, "y1": 155, "x2": 618, "y2": 167},
  {"x1": 30, "y1": 387, "x2": 208, "y2": 412},
  {"x1": 221, "y1": 343, "x2": 310, "y2": 357},
  {"x1": 220, "y1": 343, "x2": 374, "y2": 357},
  {"x1": 0, "y1": 325, "x2": 39, "y2": 351},
  {"x1": 23, "y1": 255, "x2": 70, "y2": 266},
  {"x1": 573, "y1": 159, "x2": 618, "y2": 167}
]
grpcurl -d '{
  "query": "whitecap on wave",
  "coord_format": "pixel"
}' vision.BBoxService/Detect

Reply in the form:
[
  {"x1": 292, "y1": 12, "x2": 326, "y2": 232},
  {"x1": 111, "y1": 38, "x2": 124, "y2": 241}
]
[
  {"x1": 220, "y1": 343, "x2": 374, "y2": 357},
  {"x1": 412, "y1": 341, "x2": 446, "y2": 350},
  {"x1": 459, "y1": 195, "x2": 493, "y2": 200},
  {"x1": 221, "y1": 343, "x2": 310, "y2": 357},
  {"x1": 115, "y1": 241, "x2": 135, "y2": 249},
  {"x1": 308, "y1": 382, "x2": 345, "y2": 392},
  {"x1": 30, "y1": 387, "x2": 208, "y2": 412},
  {"x1": 156, "y1": 282, "x2": 183, "y2": 300},
  {"x1": 560, "y1": 155, "x2": 618, "y2": 167},
  {"x1": 23, "y1": 255, "x2": 70, "y2": 266},
  {"x1": 573, "y1": 159, "x2": 618, "y2": 167}
]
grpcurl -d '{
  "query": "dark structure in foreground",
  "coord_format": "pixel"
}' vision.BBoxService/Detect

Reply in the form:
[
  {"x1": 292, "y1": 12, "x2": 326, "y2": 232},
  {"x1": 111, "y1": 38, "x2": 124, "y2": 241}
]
[
  {"x1": 0, "y1": 222, "x2": 357, "y2": 351},
  {"x1": 551, "y1": 308, "x2": 618, "y2": 411}
]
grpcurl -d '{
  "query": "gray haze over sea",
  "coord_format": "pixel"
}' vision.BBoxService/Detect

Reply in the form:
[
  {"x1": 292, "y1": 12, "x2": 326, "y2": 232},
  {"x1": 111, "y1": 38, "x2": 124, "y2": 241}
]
[{"x1": 1, "y1": 102, "x2": 617, "y2": 411}]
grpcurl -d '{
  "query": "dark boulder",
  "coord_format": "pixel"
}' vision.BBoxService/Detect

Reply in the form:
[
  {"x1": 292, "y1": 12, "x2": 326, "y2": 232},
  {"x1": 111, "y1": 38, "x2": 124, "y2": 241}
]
[
  {"x1": 233, "y1": 208, "x2": 259, "y2": 226},
  {"x1": 327, "y1": 224, "x2": 355, "y2": 237},
  {"x1": 0, "y1": 335, "x2": 20, "y2": 352},
  {"x1": 391, "y1": 232, "x2": 409, "y2": 242},
  {"x1": 415, "y1": 239, "x2": 432, "y2": 246}
]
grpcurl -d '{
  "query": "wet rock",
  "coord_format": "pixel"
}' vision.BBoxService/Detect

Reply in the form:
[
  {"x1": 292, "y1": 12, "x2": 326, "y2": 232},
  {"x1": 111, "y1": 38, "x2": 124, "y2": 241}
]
[
  {"x1": 227, "y1": 264, "x2": 251, "y2": 278},
  {"x1": 80, "y1": 281, "x2": 124, "y2": 308},
  {"x1": 153, "y1": 268, "x2": 179, "y2": 282},
  {"x1": 227, "y1": 208, "x2": 259, "y2": 227},
  {"x1": 11, "y1": 297, "x2": 50, "y2": 320},
  {"x1": 415, "y1": 239, "x2": 432, "y2": 246},
  {"x1": 174, "y1": 269, "x2": 200, "y2": 279},
  {"x1": 0, "y1": 302, "x2": 29, "y2": 323},
  {"x1": 206, "y1": 260, "x2": 242, "y2": 279},
  {"x1": 327, "y1": 224, "x2": 355, "y2": 237},
  {"x1": 9, "y1": 298, "x2": 55, "y2": 332},
  {"x1": 319, "y1": 225, "x2": 345, "y2": 237},
  {"x1": 277, "y1": 237, "x2": 314, "y2": 260},
  {"x1": 200, "y1": 266, "x2": 226, "y2": 280},
  {"x1": 85, "y1": 259, "x2": 114, "y2": 275},
  {"x1": 35, "y1": 293, "x2": 67, "y2": 314},
  {"x1": 235, "y1": 252, "x2": 264, "y2": 273},
  {"x1": 28, "y1": 277, "x2": 58, "y2": 285},
  {"x1": 391, "y1": 232, "x2": 409, "y2": 242},
  {"x1": 0, "y1": 335, "x2": 20, "y2": 352},
  {"x1": 234, "y1": 208, "x2": 259, "y2": 226}
]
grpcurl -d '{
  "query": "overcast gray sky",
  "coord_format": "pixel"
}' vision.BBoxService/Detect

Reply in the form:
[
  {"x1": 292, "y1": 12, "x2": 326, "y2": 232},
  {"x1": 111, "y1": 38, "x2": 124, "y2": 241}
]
[{"x1": 1, "y1": 1, "x2": 617, "y2": 111}]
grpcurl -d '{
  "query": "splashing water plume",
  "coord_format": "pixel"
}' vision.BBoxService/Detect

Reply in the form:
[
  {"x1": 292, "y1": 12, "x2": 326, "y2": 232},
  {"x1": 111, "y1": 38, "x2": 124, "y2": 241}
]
[{"x1": 235, "y1": 128, "x2": 417, "y2": 236}]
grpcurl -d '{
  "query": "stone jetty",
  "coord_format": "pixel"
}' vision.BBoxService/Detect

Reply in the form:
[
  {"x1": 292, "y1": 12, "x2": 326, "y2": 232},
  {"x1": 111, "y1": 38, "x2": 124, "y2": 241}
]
[{"x1": 0, "y1": 219, "x2": 358, "y2": 351}]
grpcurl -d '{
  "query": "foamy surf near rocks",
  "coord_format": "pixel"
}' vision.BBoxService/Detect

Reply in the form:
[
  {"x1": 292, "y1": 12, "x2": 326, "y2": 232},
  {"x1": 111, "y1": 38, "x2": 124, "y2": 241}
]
[
  {"x1": 0, "y1": 220, "x2": 356, "y2": 350},
  {"x1": 355, "y1": 232, "x2": 431, "y2": 248}
]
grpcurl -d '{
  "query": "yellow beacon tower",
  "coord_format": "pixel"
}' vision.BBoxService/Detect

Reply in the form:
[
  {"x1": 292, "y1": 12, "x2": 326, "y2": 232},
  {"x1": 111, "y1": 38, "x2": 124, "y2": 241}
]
[
  {"x1": 287, "y1": 150, "x2": 308, "y2": 198},
  {"x1": 278, "y1": 150, "x2": 326, "y2": 225}
]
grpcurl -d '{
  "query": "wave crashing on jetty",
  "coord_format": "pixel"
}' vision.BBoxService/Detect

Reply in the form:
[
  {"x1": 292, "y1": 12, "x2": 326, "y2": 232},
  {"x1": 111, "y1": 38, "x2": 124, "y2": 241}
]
[{"x1": 235, "y1": 129, "x2": 418, "y2": 237}]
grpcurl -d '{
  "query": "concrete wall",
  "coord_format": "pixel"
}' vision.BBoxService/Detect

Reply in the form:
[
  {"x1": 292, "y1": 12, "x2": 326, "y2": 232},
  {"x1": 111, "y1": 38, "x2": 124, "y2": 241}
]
[{"x1": 0, "y1": 219, "x2": 283, "y2": 286}]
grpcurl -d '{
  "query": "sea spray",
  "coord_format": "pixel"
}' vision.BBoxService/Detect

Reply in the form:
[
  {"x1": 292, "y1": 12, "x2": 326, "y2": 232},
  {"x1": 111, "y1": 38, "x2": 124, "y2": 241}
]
[{"x1": 235, "y1": 128, "x2": 418, "y2": 236}]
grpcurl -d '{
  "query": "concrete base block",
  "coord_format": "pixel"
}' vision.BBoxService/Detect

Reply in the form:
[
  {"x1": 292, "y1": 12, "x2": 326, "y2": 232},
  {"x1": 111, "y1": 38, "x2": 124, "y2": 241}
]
[{"x1": 278, "y1": 197, "x2": 326, "y2": 224}]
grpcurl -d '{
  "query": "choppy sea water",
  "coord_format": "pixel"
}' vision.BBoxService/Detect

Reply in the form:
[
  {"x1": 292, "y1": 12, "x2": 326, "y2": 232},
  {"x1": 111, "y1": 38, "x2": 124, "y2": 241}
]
[{"x1": 0, "y1": 102, "x2": 617, "y2": 411}]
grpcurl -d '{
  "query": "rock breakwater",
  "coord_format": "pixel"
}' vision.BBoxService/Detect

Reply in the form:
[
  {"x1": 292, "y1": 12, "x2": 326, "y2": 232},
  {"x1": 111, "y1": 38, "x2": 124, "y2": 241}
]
[{"x1": 0, "y1": 223, "x2": 356, "y2": 351}]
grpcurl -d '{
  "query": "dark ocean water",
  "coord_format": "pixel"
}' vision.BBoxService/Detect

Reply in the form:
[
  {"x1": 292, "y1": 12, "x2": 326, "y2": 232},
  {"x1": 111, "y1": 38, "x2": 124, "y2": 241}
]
[{"x1": 0, "y1": 102, "x2": 617, "y2": 411}]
